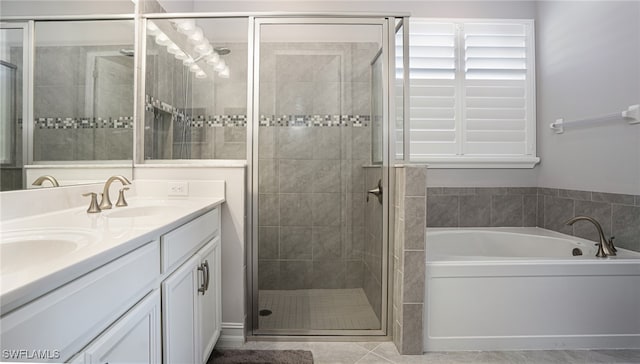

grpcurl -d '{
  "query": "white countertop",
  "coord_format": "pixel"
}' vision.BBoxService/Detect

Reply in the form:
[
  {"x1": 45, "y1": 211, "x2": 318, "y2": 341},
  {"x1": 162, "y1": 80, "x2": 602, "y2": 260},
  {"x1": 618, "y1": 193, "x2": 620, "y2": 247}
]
[{"x1": 0, "y1": 197, "x2": 224, "y2": 315}]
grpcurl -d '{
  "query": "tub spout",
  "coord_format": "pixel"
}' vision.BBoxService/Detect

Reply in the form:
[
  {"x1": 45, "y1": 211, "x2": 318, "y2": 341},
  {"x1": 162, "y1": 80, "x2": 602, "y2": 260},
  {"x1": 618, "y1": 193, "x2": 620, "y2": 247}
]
[{"x1": 565, "y1": 216, "x2": 615, "y2": 258}]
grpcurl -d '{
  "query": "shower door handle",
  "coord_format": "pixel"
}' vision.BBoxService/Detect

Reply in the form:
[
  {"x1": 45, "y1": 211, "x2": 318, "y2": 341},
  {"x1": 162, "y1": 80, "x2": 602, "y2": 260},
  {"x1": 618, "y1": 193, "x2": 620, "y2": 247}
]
[{"x1": 367, "y1": 179, "x2": 383, "y2": 204}]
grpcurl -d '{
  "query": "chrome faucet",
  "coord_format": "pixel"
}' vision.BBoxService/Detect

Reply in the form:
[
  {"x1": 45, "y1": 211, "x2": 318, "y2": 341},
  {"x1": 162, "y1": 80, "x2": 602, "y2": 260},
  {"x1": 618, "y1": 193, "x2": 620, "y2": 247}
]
[
  {"x1": 565, "y1": 216, "x2": 616, "y2": 257},
  {"x1": 99, "y1": 175, "x2": 132, "y2": 210},
  {"x1": 32, "y1": 175, "x2": 60, "y2": 187}
]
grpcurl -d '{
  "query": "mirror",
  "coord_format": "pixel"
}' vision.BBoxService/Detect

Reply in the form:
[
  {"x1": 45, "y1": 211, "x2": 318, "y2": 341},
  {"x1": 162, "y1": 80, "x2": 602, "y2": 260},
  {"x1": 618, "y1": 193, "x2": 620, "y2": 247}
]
[
  {"x1": 143, "y1": 18, "x2": 248, "y2": 160},
  {"x1": 32, "y1": 20, "x2": 135, "y2": 162},
  {"x1": 0, "y1": 26, "x2": 25, "y2": 191},
  {"x1": 0, "y1": 19, "x2": 135, "y2": 191}
]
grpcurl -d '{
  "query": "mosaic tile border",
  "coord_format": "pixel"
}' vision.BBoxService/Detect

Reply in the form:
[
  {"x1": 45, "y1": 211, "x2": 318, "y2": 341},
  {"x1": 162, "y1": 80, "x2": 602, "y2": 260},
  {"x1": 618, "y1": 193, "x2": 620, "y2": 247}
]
[
  {"x1": 146, "y1": 94, "x2": 369, "y2": 128},
  {"x1": 35, "y1": 117, "x2": 133, "y2": 129},
  {"x1": 258, "y1": 114, "x2": 369, "y2": 127}
]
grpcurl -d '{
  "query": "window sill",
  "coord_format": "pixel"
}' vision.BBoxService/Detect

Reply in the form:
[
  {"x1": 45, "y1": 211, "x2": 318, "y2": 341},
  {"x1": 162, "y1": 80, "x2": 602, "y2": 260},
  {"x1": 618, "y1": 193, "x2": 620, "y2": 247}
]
[{"x1": 410, "y1": 156, "x2": 540, "y2": 169}]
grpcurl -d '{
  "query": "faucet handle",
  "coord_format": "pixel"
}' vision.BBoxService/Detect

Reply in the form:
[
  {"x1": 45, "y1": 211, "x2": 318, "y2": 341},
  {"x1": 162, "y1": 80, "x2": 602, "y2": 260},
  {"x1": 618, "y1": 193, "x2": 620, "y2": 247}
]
[
  {"x1": 82, "y1": 192, "x2": 102, "y2": 213},
  {"x1": 116, "y1": 187, "x2": 130, "y2": 207},
  {"x1": 608, "y1": 236, "x2": 617, "y2": 253}
]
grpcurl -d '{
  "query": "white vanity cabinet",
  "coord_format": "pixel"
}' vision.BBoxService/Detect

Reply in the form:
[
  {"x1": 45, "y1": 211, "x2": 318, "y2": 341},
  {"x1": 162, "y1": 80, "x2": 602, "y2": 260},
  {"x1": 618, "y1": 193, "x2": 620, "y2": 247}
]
[
  {"x1": 161, "y1": 208, "x2": 221, "y2": 364},
  {"x1": 0, "y1": 241, "x2": 160, "y2": 363},
  {"x1": 69, "y1": 290, "x2": 161, "y2": 364},
  {"x1": 0, "y1": 203, "x2": 223, "y2": 364}
]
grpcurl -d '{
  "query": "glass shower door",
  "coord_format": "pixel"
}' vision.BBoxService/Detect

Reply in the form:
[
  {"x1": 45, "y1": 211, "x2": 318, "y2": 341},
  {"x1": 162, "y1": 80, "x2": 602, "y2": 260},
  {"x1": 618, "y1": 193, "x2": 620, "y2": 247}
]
[{"x1": 253, "y1": 18, "x2": 388, "y2": 335}]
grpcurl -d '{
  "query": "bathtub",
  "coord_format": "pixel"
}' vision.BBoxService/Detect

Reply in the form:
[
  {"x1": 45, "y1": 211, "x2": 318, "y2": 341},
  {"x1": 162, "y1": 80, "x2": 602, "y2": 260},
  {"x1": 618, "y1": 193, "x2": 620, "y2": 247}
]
[{"x1": 424, "y1": 227, "x2": 640, "y2": 352}]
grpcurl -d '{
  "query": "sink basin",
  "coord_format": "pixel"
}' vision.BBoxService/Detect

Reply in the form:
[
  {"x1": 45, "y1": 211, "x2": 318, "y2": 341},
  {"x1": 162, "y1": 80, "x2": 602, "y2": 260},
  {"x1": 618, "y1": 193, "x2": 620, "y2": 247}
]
[
  {"x1": 1, "y1": 228, "x2": 98, "y2": 274},
  {"x1": 105, "y1": 205, "x2": 186, "y2": 219}
]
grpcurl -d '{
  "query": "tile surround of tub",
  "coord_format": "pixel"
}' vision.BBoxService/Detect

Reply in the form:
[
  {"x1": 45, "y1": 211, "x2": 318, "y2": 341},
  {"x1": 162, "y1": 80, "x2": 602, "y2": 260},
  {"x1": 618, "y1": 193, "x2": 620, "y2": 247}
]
[{"x1": 426, "y1": 187, "x2": 640, "y2": 253}]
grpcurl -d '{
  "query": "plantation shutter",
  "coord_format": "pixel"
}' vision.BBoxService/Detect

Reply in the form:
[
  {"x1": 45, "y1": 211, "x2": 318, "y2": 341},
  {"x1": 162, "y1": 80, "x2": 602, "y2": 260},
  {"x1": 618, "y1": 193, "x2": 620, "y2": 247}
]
[
  {"x1": 409, "y1": 19, "x2": 537, "y2": 167},
  {"x1": 408, "y1": 22, "x2": 458, "y2": 156}
]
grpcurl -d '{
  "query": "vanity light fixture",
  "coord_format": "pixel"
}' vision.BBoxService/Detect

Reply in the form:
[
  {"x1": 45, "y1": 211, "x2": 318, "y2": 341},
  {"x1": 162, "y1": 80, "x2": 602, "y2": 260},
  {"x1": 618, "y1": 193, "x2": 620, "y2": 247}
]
[{"x1": 147, "y1": 19, "x2": 232, "y2": 80}]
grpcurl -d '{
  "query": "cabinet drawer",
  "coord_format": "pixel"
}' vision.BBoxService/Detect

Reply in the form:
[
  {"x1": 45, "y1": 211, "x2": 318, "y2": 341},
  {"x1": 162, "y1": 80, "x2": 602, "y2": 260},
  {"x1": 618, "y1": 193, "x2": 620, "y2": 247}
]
[
  {"x1": 80, "y1": 290, "x2": 161, "y2": 364},
  {"x1": 0, "y1": 241, "x2": 159, "y2": 363},
  {"x1": 161, "y1": 208, "x2": 219, "y2": 274}
]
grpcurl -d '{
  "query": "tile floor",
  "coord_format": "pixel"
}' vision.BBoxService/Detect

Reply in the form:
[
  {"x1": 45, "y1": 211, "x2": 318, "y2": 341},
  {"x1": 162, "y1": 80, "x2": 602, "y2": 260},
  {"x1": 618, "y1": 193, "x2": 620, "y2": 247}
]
[
  {"x1": 259, "y1": 289, "x2": 380, "y2": 330},
  {"x1": 239, "y1": 341, "x2": 640, "y2": 364}
]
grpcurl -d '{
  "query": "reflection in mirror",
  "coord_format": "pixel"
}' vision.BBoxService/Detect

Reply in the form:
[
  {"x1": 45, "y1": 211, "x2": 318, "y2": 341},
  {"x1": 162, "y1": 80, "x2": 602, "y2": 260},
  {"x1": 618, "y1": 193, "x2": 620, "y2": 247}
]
[
  {"x1": 33, "y1": 20, "x2": 134, "y2": 162},
  {"x1": 0, "y1": 27, "x2": 24, "y2": 191},
  {"x1": 394, "y1": 18, "x2": 405, "y2": 161},
  {"x1": 144, "y1": 18, "x2": 248, "y2": 160}
]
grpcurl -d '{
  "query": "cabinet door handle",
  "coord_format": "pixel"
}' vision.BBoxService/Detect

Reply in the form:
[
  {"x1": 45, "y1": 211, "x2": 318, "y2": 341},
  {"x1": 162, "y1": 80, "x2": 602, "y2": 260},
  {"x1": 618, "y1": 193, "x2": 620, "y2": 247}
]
[
  {"x1": 203, "y1": 260, "x2": 210, "y2": 293},
  {"x1": 197, "y1": 263, "x2": 206, "y2": 294}
]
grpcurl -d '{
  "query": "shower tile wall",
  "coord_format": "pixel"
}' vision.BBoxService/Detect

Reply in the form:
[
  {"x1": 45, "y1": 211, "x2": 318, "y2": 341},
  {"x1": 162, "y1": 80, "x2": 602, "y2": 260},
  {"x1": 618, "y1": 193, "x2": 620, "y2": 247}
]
[
  {"x1": 257, "y1": 42, "x2": 379, "y2": 298},
  {"x1": 144, "y1": 40, "x2": 247, "y2": 160},
  {"x1": 33, "y1": 45, "x2": 134, "y2": 161},
  {"x1": 427, "y1": 187, "x2": 640, "y2": 253}
]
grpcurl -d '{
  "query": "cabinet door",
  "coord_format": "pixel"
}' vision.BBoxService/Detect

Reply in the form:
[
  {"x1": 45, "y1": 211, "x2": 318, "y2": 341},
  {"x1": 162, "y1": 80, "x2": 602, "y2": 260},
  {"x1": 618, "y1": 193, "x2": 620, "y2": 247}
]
[
  {"x1": 162, "y1": 254, "x2": 200, "y2": 364},
  {"x1": 198, "y1": 237, "x2": 222, "y2": 363},
  {"x1": 82, "y1": 290, "x2": 161, "y2": 364}
]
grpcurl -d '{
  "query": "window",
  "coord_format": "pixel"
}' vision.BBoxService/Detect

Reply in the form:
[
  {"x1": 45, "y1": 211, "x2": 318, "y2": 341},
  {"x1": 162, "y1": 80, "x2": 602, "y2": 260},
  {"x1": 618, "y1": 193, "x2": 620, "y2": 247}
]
[{"x1": 408, "y1": 19, "x2": 539, "y2": 168}]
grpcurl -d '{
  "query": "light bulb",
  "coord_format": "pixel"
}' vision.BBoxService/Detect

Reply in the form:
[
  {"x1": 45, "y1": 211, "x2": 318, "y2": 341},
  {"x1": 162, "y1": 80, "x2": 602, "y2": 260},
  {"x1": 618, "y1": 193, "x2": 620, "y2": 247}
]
[
  {"x1": 214, "y1": 59, "x2": 226, "y2": 72},
  {"x1": 174, "y1": 51, "x2": 188, "y2": 60},
  {"x1": 195, "y1": 71, "x2": 207, "y2": 79},
  {"x1": 155, "y1": 33, "x2": 171, "y2": 46},
  {"x1": 188, "y1": 28, "x2": 204, "y2": 43},
  {"x1": 166, "y1": 43, "x2": 180, "y2": 55},
  {"x1": 146, "y1": 21, "x2": 160, "y2": 36},
  {"x1": 218, "y1": 66, "x2": 230, "y2": 78},
  {"x1": 175, "y1": 19, "x2": 196, "y2": 35},
  {"x1": 190, "y1": 64, "x2": 200, "y2": 72},
  {"x1": 194, "y1": 42, "x2": 212, "y2": 55},
  {"x1": 183, "y1": 58, "x2": 195, "y2": 67},
  {"x1": 205, "y1": 52, "x2": 220, "y2": 65}
]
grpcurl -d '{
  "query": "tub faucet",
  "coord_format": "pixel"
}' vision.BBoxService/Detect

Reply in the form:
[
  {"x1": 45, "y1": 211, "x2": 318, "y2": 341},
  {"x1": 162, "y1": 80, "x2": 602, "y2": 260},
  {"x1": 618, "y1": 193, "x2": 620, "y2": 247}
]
[
  {"x1": 32, "y1": 175, "x2": 60, "y2": 188},
  {"x1": 565, "y1": 216, "x2": 616, "y2": 258},
  {"x1": 99, "y1": 175, "x2": 131, "y2": 210}
]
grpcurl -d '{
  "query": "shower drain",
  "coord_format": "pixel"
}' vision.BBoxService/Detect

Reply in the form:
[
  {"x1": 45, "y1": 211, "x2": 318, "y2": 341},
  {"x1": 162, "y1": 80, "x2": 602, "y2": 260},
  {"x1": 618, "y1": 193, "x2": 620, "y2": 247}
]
[{"x1": 259, "y1": 309, "x2": 272, "y2": 317}]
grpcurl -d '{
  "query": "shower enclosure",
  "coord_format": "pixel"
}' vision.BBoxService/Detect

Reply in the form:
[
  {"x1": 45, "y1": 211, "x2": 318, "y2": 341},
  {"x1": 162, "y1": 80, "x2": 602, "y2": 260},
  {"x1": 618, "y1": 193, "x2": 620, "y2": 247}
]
[
  {"x1": 251, "y1": 17, "x2": 406, "y2": 336},
  {"x1": 140, "y1": 14, "x2": 407, "y2": 336}
]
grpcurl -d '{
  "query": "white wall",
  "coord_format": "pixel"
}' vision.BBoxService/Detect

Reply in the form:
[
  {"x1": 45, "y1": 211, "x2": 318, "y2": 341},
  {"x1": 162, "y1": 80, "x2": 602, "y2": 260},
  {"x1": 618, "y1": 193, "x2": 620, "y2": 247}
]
[
  {"x1": 190, "y1": 0, "x2": 536, "y2": 18},
  {"x1": 0, "y1": 0, "x2": 134, "y2": 16},
  {"x1": 536, "y1": 1, "x2": 640, "y2": 195},
  {"x1": 133, "y1": 164, "x2": 247, "y2": 346}
]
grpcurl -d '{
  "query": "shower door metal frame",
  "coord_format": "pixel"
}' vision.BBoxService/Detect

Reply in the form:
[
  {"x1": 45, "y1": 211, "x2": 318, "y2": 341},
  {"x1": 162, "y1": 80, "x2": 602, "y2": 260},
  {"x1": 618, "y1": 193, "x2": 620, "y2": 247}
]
[
  {"x1": 249, "y1": 15, "x2": 401, "y2": 338},
  {"x1": 0, "y1": 21, "x2": 32, "y2": 187}
]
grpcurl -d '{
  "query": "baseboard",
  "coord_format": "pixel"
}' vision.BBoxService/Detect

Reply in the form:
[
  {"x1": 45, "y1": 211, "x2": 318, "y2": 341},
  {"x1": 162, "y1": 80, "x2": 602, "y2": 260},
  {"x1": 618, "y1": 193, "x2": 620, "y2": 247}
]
[
  {"x1": 424, "y1": 335, "x2": 640, "y2": 352},
  {"x1": 215, "y1": 322, "x2": 245, "y2": 349}
]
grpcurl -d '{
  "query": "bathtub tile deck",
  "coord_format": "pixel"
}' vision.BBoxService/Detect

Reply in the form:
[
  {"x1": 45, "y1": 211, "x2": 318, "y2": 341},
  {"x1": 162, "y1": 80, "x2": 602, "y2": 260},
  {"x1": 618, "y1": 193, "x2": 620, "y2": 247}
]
[{"x1": 237, "y1": 341, "x2": 640, "y2": 364}]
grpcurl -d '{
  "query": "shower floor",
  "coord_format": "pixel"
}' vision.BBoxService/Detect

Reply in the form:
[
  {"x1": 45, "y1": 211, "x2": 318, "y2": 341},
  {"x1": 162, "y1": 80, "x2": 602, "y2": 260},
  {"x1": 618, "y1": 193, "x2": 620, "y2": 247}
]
[{"x1": 258, "y1": 288, "x2": 380, "y2": 330}]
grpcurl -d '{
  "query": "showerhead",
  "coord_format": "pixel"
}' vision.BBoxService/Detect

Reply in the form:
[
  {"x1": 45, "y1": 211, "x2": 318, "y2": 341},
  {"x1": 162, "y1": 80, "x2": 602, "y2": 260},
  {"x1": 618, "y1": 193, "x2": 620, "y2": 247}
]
[
  {"x1": 213, "y1": 47, "x2": 230, "y2": 55},
  {"x1": 119, "y1": 49, "x2": 135, "y2": 57}
]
